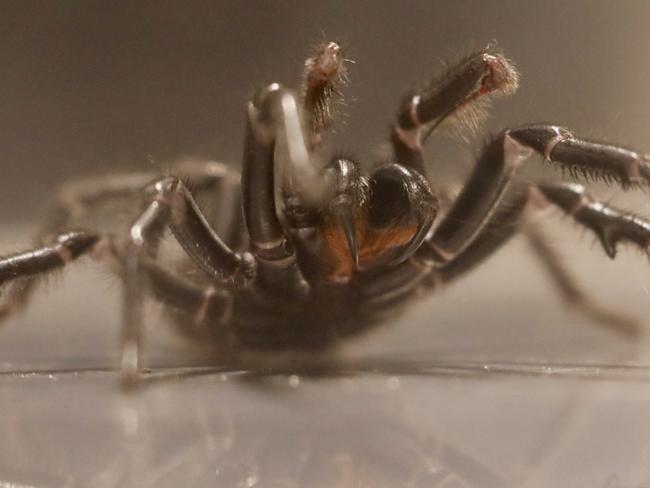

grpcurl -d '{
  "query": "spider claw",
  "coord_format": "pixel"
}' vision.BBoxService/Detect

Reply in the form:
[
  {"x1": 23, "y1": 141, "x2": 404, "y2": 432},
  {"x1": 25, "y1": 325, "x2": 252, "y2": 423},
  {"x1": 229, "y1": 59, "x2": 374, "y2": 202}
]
[{"x1": 393, "y1": 211, "x2": 435, "y2": 265}]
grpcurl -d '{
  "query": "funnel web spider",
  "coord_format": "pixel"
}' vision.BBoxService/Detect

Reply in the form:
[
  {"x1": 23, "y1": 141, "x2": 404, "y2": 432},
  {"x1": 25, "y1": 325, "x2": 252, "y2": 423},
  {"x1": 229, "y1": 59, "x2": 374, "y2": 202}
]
[{"x1": 1, "y1": 41, "x2": 649, "y2": 385}]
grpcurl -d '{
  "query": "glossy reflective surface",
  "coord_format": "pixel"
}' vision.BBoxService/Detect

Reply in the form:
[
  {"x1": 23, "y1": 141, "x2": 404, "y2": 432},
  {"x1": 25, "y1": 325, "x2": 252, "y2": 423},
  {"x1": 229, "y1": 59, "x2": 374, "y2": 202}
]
[
  {"x1": 2, "y1": 365, "x2": 650, "y2": 488},
  {"x1": 2, "y1": 223, "x2": 650, "y2": 487}
]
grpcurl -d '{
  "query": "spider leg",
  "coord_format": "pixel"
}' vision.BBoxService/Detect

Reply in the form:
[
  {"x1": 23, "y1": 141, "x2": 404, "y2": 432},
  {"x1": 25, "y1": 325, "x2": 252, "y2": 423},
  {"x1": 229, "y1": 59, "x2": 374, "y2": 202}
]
[
  {"x1": 301, "y1": 41, "x2": 349, "y2": 151},
  {"x1": 143, "y1": 260, "x2": 232, "y2": 336},
  {"x1": 357, "y1": 259, "x2": 432, "y2": 310},
  {"x1": 55, "y1": 171, "x2": 160, "y2": 225},
  {"x1": 433, "y1": 184, "x2": 647, "y2": 336},
  {"x1": 169, "y1": 160, "x2": 244, "y2": 248},
  {"x1": 524, "y1": 224, "x2": 641, "y2": 336},
  {"x1": 242, "y1": 84, "x2": 331, "y2": 297},
  {"x1": 0, "y1": 162, "x2": 243, "y2": 323},
  {"x1": 430, "y1": 188, "x2": 529, "y2": 280},
  {"x1": 121, "y1": 175, "x2": 254, "y2": 384},
  {"x1": 0, "y1": 231, "x2": 100, "y2": 320},
  {"x1": 57, "y1": 161, "x2": 242, "y2": 244},
  {"x1": 0, "y1": 171, "x2": 244, "y2": 383},
  {"x1": 392, "y1": 47, "x2": 519, "y2": 173},
  {"x1": 0, "y1": 172, "x2": 158, "y2": 322},
  {"x1": 421, "y1": 125, "x2": 650, "y2": 263}
]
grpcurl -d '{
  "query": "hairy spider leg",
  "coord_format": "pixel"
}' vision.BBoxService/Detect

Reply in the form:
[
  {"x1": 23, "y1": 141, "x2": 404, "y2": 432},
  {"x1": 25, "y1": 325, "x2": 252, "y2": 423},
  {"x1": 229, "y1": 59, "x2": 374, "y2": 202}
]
[
  {"x1": 432, "y1": 168, "x2": 640, "y2": 331},
  {"x1": 0, "y1": 163, "x2": 242, "y2": 323},
  {"x1": 421, "y1": 125, "x2": 650, "y2": 264},
  {"x1": 392, "y1": 47, "x2": 519, "y2": 174},
  {"x1": 433, "y1": 182, "x2": 650, "y2": 336},
  {"x1": 0, "y1": 230, "x2": 100, "y2": 318},
  {"x1": 301, "y1": 41, "x2": 349, "y2": 151},
  {"x1": 358, "y1": 126, "x2": 649, "y2": 330},
  {"x1": 0, "y1": 172, "x2": 161, "y2": 321},
  {"x1": 362, "y1": 48, "x2": 519, "y2": 269},
  {"x1": 0, "y1": 164, "x2": 246, "y2": 385},
  {"x1": 417, "y1": 124, "x2": 650, "y2": 334},
  {"x1": 301, "y1": 42, "x2": 437, "y2": 282}
]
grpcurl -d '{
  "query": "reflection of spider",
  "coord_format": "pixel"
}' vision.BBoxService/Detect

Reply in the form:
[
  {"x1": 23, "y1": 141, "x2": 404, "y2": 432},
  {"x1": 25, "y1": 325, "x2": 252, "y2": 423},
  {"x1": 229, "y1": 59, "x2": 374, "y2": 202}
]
[{"x1": 1, "y1": 41, "x2": 649, "y2": 385}]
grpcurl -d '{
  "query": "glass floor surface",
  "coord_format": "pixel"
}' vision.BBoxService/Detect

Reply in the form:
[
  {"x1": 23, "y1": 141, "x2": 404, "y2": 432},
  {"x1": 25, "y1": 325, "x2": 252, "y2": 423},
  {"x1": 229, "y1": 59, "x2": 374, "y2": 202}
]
[{"x1": 1, "y1": 224, "x2": 650, "y2": 487}]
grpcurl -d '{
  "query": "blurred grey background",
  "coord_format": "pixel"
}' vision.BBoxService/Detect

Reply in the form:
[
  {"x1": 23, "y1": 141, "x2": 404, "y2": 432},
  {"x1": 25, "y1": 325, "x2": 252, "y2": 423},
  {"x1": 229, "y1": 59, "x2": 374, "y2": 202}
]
[{"x1": 1, "y1": 0, "x2": 648, "y2": 222}]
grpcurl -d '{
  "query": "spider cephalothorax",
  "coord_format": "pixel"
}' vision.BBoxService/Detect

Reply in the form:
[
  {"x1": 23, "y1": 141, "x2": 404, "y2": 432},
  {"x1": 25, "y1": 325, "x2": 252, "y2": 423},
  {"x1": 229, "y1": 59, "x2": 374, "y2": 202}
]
[
  {"x1": 1, "y1": 40, "x2": 649, "y2": 385},
  {"x1": 319, "y1": 161, "x2": 438, "y2": 282}
]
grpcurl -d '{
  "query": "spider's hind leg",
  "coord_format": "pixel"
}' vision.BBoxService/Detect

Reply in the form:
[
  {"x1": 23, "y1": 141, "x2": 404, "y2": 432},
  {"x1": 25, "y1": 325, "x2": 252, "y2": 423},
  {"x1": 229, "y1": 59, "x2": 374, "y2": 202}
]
[
  {"x1": 523, "y1": 223, "x2": 642, "y2": 336},
  {"x1": 429, "y1": 185, "x2": 646, "y2": 336},
  {"x1": 0, "y1": 230, "x2": 101, "y2": 321}
]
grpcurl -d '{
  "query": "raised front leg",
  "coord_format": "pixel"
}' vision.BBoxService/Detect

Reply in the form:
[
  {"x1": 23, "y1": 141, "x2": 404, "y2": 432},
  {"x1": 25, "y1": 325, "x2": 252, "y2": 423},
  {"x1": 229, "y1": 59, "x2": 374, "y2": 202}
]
[
  {"x1": 242, "y1": 84, "x2": 329, "y2": 297},
  {"x1": 301, "y1": 41, "x2": 349, "y2": 151},
  {"x1": 392, "y1": 47, "x2": 519, "y2": 173}
]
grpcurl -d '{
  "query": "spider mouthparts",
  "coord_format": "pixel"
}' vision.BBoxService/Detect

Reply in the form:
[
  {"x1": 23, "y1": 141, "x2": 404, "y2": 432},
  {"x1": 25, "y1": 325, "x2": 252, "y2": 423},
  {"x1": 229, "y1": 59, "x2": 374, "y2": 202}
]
[
  {"x1": 331, "y1": 200, "x2": 359, "y2": 269},
  {"x1": 392, "y1": 210, "x2": 435, "y2": 266}
]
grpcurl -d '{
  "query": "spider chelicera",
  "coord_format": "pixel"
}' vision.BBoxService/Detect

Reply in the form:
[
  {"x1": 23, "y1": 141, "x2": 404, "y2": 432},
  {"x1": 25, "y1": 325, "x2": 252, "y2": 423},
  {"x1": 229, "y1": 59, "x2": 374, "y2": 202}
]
[{"x1": 1, "y1": 41, "x2": 649, "y2": 385}]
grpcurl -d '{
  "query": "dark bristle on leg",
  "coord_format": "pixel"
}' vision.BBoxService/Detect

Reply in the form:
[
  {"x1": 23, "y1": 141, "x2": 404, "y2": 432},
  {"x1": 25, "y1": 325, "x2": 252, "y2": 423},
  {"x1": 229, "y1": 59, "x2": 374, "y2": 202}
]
[
  {"x1": 396, "y1": 49, "x2": 519, "y2": 132},
  {"x1": 509, "y1": 125, "x2": 650, "y2": 187},
  {"x1": 0, "y1": 280, "x2": 37, "y2": 321}
]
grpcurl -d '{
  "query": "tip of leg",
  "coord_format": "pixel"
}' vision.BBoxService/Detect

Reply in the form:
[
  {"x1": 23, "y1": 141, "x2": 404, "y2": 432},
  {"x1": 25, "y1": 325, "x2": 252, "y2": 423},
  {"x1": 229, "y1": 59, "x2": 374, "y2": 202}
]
[
  {"x1": 120, "y1": 338, "x2": 142, "y2": 390},
  {"x1": 120, "y1": 369, "x2": 141, "y2": 391},
  {"x1": 614, "y1": 319, "x2": 644, "y2": 341},
  {"x1": 586, "y1": 303, "x2": 644, "y2": 340},
  {"x1": 119, "y1": 358, "x2": 142, "y2": 390}
]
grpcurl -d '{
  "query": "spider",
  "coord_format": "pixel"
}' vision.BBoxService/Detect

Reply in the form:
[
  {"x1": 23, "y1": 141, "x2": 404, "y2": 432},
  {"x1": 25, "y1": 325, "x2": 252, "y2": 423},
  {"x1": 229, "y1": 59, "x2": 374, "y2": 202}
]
[{"x1": 1, "y1": 41, "x2": 649, "y2": 386}]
